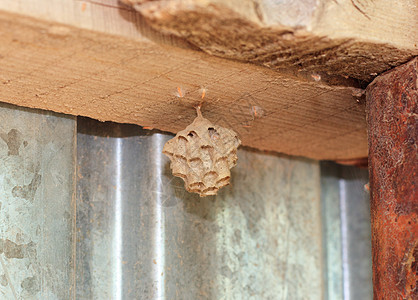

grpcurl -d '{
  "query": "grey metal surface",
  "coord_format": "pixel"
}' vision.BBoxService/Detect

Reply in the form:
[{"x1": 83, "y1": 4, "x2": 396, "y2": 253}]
[
  {"x1": 339, "y1": 166, "x2": 372, "y2": 300},
  {"x1": 320, "y1": 162, "x2": 372, "y2": 300},
  {"x1": 0, "y1": 103, "x2": 76, "y2": 299},
  {"x1": 321, "y1": 165, "x2": 343, "y2": 300},
  {"x1": 76, "y1": 118, "x2": 324, "y2": 300}
]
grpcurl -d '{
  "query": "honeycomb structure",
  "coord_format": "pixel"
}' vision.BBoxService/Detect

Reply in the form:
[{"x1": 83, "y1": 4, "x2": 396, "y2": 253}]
[{"x1": 163, "y1": 109, "x2": 241, "y2": 197}]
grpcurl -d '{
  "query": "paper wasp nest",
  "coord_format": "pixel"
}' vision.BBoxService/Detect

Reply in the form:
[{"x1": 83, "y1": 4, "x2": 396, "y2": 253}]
[{"x1": 163, "y1": 109, "x2": 241, "y2": 197}]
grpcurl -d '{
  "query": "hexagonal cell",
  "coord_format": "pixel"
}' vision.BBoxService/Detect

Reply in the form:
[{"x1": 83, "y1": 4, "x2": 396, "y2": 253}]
[{"x1": 163, "y1": 108, "x2": 241, "y2": 197}]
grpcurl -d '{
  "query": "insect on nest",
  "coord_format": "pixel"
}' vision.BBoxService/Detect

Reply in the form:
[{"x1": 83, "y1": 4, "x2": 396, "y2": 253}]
[{"x1": 163, "y1": 105, "x2": 241, "y2": 197}]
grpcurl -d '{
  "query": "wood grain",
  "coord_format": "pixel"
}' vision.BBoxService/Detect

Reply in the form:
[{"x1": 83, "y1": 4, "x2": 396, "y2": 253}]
[
  {"x1": 124, "y1": 0, "x2": 418, "y2": 82},
  {"x1": 0, "y1": 10, "x2": 368, "y2": 160}
]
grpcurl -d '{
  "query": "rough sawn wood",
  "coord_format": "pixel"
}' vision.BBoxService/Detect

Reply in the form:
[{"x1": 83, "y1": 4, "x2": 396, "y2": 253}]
[
  {"x1": 124, "y1": 0, "x2": 418, "y2": 82},
  {"x1": 0, "y1": 2, "x2": 378, "y2": 160}
]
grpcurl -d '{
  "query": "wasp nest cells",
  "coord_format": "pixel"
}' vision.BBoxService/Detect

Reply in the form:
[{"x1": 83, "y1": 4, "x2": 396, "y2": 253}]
[{"x1": 163, "y1": 108, "x2": 241, "y2": 197}]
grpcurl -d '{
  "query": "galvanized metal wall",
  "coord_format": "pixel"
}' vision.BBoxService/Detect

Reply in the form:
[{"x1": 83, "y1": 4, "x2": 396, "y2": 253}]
[
  {"x1": 0, "y1": 103, "x2": 76, "y2": 299},
  {"x1": 76, "y1": 118, "x2": 324, "y2": 300},
  {"x1": 321, "y1": 162, "x2": 372, "y2": 300},
  {"x1": 0, "y1": 104, "x2": 373, "y2": 300}
]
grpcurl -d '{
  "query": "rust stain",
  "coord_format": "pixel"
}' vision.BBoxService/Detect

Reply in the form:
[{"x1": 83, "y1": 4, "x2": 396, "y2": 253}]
[
  {"x1": 0, "y1": 129, "x2": 23, "y2": 155},
  {"x1": 0, "y1": 239, "x2": 37, "y2": 266},
  {"x1": 0, "y1": 274, "x2": 7, "y2": 286},
  {"x1": 0, "y1": 255, "x2": 17, "y2": 299},
  {"x1": 0, "y1": 239, "x2": 24, "y2": 259},
  {"x1": 21, "y1": 276, "x2": 39, "y2": 295},
  {"x1": 12, "y1": 170, "x2": 42, "y2": 203},
  {"x1": 0, "y1": 239, "x2": 36, "y2": 259},
  {"x1": 366, "y1": 57, "x2": 417, "y2": 299}
]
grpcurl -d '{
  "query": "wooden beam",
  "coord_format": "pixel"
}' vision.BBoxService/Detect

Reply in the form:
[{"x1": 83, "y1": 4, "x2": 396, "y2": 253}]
[
  {"x1": 366, "y1": 57, "x2": 417, "y2": 299},
  {"x1": 123, "y1": 0, "x2": 418, "y2": 82},
  {"x1": 0, "y1": 2, "x2": 373, "y2": 160}
]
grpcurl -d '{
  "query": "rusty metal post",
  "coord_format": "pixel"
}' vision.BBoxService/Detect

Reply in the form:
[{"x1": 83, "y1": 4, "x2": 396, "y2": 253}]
[{"x1": 366, "y1": 57, "x2": 417, "y2": 299}]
